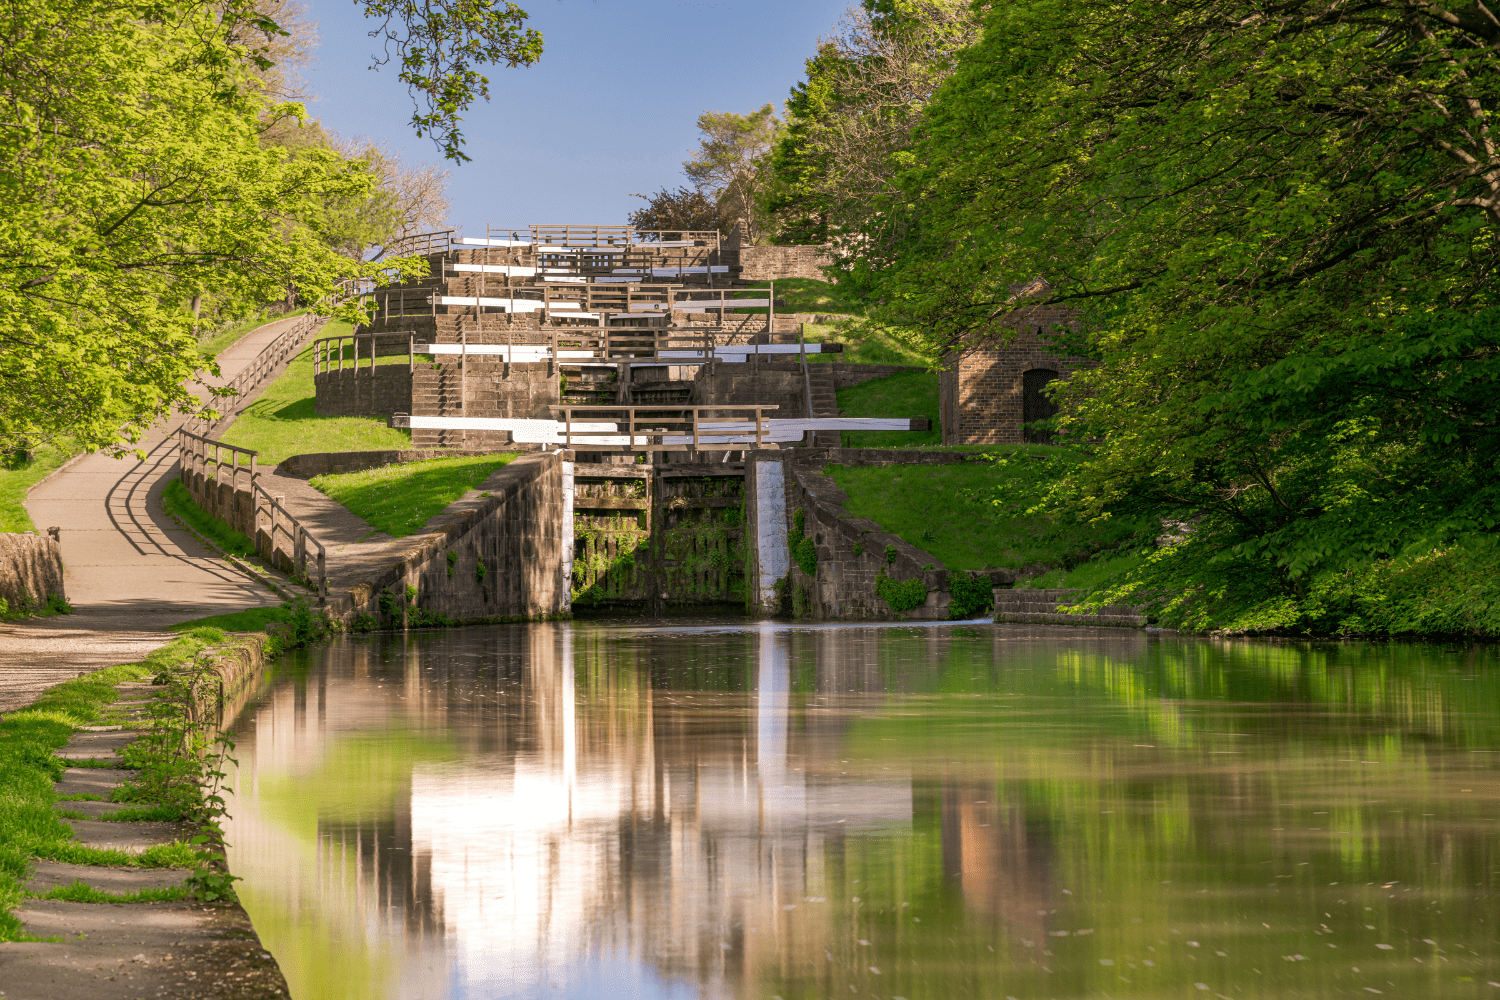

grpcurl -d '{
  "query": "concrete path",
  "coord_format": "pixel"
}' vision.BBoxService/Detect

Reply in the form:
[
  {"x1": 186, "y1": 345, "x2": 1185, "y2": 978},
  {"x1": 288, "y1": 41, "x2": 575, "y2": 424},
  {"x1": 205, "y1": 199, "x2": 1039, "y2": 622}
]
[{"x1": 0, "y1": 319, "x2": 304, "y2": 711}]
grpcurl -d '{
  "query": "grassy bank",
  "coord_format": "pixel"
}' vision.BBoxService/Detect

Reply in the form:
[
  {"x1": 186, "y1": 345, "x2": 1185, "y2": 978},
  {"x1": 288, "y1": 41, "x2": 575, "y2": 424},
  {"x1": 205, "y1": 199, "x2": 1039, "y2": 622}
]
[
  {"x1": 219, "y1": 320, "x2": 414, "y2": 465},
  {"x1": 834, "y1": 370, "x2": 941, "y2": 447},
  {"x1": 197, "y1": 308, "x2": 308, "y2": 362},
  {"x1": 0, "y1": 629, "x2": 231, "y2": 939},
  {"x1": 0, "y1": 445, "x2": 73, "y2": 533},
  {"x1": 828, "y1": 452, "x2": 1143, "y2": 575},
  {"x1": 310, "y1": 454, "x2": 520, "y2": 537}
]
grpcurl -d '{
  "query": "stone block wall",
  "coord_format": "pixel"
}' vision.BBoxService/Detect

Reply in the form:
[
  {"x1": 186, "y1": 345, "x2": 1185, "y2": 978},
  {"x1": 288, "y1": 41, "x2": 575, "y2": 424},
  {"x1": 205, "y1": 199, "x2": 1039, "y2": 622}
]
[
  {"x1": 0, "y1": 531, "x2": 66, "y2": 608},
  {"x1": 691, "y1": 361, "x2": 811, "y2": 418},
  {"x1": 314, "y1": 365, "x2": 413, "y2": 417},
  {"x1": 409, "y1": 361, "x2": 558, "y2": 449},
  {"x1": 738, "y1": 245, "x2": 834, "y2": 282},
  {"x1": 342, "y1": 452, "x2": 570, "y2": 623},
  {"x1": 938, "y1": 301, "x2": 1094, "y2": 445}
]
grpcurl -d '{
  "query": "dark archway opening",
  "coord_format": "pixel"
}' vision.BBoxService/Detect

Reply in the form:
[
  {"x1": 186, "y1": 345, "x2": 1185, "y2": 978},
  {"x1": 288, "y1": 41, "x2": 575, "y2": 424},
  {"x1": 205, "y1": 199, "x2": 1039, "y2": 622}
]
[{"x1": 1022, "y1": 369, "x2": 1060, "y2": 443}]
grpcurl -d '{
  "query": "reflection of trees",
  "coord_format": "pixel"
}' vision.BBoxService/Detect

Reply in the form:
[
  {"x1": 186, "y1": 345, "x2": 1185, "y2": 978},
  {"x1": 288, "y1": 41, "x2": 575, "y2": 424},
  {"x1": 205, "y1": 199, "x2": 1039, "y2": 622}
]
[{"x1": 232, "y1": 623, "x2": 1500, "y2": 1000}]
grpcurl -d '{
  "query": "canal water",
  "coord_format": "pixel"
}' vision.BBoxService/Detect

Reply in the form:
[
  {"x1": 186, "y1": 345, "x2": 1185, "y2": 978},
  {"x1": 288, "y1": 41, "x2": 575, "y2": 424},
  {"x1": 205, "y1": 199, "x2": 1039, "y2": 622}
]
[{"x1": 222, "y1": 621, "x2": 1500, "y2": 999}]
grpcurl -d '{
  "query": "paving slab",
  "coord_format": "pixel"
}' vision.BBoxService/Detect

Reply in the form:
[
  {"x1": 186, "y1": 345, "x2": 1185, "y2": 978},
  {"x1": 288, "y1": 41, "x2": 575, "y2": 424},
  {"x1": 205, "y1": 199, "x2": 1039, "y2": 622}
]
[
  {"x1": 0, "y1": 901, "x2": 288, "y2": 999},
  {"x1": 24, "y1": 862, "x2": 188, "y2": 896},
  {"x1": 56, "y1": 730, "x2": 139, "y2": 758},
  {"x1": 66, "y1": 819, "x2": 193, "y2": 853},
  {"x1": 54, "y1": 767, "x2": 136, "y2": 799}
]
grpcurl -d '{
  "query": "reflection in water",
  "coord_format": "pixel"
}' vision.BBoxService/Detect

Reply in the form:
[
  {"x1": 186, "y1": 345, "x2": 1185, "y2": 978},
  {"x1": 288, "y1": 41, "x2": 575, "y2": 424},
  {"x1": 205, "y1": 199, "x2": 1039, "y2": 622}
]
[{"x1": 225, "y1": 622, "x2": 1500, "y2": 999}]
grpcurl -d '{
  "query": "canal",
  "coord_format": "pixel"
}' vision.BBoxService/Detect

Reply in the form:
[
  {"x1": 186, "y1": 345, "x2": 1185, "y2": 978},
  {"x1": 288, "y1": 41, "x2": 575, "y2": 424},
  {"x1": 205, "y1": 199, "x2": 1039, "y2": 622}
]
[{"x1": 222, "y1": 621, "x2": 1500, "y2": 998}]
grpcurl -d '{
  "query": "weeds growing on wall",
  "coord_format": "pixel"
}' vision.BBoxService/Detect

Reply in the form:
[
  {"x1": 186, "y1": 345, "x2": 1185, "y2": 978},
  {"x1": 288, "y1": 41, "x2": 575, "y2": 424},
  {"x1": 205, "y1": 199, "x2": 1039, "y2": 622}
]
[
  {"x1": 875, "y1": 571, "x2": 927, "y2": 613},
  {"x1": 946, "y1": 571, "x2": 994, "y2": 620},
  {"x1": 0, "y1": 591, "x2": 71, "y2": 622}
]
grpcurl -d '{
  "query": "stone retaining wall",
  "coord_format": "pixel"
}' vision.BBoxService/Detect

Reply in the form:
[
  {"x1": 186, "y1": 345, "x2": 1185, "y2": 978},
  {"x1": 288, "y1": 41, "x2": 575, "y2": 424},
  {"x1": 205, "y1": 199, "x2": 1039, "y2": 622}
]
[
  {"x1": 313, "y1": 365, "x2": 412, "y2": 417},
  {"x1": 0, "y1": 531, "x2": 66, "y2": 609},
  {"x1": 278, "y1": 448, "x2": 537, "y2": 479},
  {"x1": 337, "y1": 452, "x2": 570, "y2": 624}
]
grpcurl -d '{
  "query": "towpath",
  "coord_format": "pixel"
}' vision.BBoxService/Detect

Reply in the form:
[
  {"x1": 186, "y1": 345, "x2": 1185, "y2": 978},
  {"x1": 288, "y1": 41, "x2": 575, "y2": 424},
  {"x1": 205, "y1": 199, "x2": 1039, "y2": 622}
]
[{"x1": 0, "y1": 319, "x2": 302, "y2": 711}]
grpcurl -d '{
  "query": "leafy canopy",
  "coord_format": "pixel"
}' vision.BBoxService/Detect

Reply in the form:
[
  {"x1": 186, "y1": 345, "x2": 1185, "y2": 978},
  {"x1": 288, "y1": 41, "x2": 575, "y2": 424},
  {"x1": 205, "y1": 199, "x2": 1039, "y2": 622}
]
[{"x1": 860, "y1": 0, "x2": 1500, "y2": 632}]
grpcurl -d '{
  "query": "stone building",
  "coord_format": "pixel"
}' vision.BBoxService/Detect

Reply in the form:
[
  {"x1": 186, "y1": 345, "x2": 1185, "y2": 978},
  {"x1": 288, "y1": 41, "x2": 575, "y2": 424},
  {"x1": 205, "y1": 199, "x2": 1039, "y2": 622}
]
[{"x1": 937, "y1": 281, "x2": 1094, "y2": 446}]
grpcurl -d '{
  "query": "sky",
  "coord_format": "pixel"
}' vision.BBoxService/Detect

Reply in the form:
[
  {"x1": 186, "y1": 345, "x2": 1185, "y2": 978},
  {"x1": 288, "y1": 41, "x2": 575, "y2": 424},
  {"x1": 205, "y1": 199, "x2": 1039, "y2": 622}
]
[{"x1": 301, "y1": 0, "x2": 851, "y2": 234}]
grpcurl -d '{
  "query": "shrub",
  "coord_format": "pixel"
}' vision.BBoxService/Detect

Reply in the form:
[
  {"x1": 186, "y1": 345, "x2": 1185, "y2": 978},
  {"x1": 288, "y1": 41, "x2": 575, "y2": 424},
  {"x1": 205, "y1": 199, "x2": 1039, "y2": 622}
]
[{"x1": 875, "y1": 571, "x2": 927, "y2": 612}]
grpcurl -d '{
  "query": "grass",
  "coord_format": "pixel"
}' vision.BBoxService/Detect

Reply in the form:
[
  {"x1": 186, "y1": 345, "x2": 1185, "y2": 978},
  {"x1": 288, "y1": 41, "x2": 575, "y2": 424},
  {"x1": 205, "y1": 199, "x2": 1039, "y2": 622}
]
[
  {"x1": 34, "y1": 880, "x2": 189, "y2": 903},
  {"x1": 827, "y1": 456, "x2": 1140, "y2": 574},
  {"x1": 834, "y1": 370, "x2": 941, "y2": 447},
  {"x1": 802, "y1": 321, "x2": 934, "y2": 367},
  {"x1": 746, "y1": 277, "x2": 869, "y2": 317},
  {"x1": 218, "y1": 319, "x2": 414, "y2": 466},
  {"x1": 309, "y1": 454, "x2": 521, "y2": 538},
  {"x1": 1018, "y1": 551, "x2": 1147, "y2": 590},
  {"x1": 168, "y1": 605, "x2": 290, "y2": 634},
  {"x1": 0, "y1": 627, "x2": 228, "y2": 940},
  {"x1": 0, "y1": 444, "x2": 73, "y2": 532},
  {"x1": 161, "y1": 478, "x2": 256, "y2": 558}
]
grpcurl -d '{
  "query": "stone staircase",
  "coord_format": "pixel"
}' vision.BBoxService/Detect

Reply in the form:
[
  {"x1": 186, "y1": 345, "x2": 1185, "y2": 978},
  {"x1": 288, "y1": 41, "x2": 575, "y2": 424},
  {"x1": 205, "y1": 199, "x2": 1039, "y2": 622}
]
[
  {"x1": 992, "y1": 588, "x2": 1146, "y2": 627},
  {"x1": 808, "y1": 364, "x2": 840, "y2": 446}
]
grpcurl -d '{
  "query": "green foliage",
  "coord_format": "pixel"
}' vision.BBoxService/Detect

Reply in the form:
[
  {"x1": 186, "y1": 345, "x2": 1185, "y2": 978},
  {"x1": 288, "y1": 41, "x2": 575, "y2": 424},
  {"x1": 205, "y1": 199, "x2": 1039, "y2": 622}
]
[
  {"x1": 475, "y1": 559, "x2": 488, "y2": 582},
  {"x1": 309, "y1": 454, "x2": 517, "y2": 538},
  {"x1": 849, "y1": 0, "x2": 1500, "y2": 635},
  {"x1": 0, "y1": 0, "x2": 438, "y2": 457},
  {"x1": 947, "y1": 571, "x2": 993, "y2": 620},
  {"x1": 852, "y1": 542, "x2": 863, "y2": 557},
  {"x1": 219, "y1": 329, "x2": 416, "y2": 464},
  {"x1": 0, "y1": 444, "x2": 71, "y2": 532},
  {"x1": 684, "y1": 104, "x2": 781, "y2": 241},
  {"x1": 359, "y1": 0, "x2": 543, "y2": 162},
  {"x1": 0, "y1": 591, "x2": 72, "y2": 623},
  {"x1": 162, "y1": 479, "x2": 257, "y2": 559},
  {"x1": 793, "y1": 536, "x2": 818, "y2": 578},
  {"x1": 447, "y1": 551, "x2": 458, "y2": 577},
  {"x1": 875, "y1": 571, "x2": 927, "y2": 612},
  {"x1": 834, "y1": 370, "x2": 939, "y2": 447}
]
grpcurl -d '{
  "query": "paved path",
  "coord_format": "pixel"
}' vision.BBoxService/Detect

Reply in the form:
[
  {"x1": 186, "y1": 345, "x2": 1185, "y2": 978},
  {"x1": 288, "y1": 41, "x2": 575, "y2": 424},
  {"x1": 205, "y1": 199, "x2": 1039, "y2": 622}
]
[{"x1": 0, "y1": 319, "x2": 303, "y2": 711}]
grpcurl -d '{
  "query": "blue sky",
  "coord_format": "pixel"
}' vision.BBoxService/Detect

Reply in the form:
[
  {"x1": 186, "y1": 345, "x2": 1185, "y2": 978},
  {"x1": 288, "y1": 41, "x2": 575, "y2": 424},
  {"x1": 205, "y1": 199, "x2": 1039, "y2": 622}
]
[{"x1": 301, "y1": 0, "x2": 850, "y2": 232}]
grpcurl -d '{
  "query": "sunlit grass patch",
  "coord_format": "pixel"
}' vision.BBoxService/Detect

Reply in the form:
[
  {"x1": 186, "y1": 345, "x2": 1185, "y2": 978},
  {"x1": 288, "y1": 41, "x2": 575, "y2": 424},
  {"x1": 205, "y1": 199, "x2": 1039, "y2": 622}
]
[
  {"x1": 0, "y1": 442, "x2": 73, "y2": 534},
  {"x1": 310, "y1": 454, "x2": 520, "y2": 538},
  {"x1": 219, "y1": 320, "x2": 414, "y2": 466},
  {"x1": 168, "y1": 605, "x2": 289, "y2": 634},
  {"x1": 34, "y1": 879, "x2": 189, "y2": 903},
  {"x1": 834, "y1": 370, "x2": 941, "y2": 447}
]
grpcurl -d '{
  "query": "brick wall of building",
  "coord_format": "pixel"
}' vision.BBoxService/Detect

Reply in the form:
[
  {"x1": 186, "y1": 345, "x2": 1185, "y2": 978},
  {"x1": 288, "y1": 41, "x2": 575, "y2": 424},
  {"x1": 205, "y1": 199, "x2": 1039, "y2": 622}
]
[{"x1": 939, "y1": 298, "x2": 1094, "y2": 445}]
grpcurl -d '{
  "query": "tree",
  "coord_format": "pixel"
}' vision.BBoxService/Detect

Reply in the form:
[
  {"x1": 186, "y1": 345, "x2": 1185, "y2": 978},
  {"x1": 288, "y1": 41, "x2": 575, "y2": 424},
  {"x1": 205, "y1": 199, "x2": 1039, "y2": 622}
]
[
  {"x1": 859, "y1": 0, "x2": 1500, "y2": 631},
  {"x1": 0, "y1": 0, "x2": 419, "y2": 456},
  {"x1": 627, "y1": 188, "x2": 733, "y2": 241},
  {"x1": 763, "y1": 1, "x2": 979, "y2": 248},
  {"x1": 684, "y1": 104, "x2": 781, "y2": 243},
  {"x1": 358, "y1": 0, "x2": 544, "y2": 162}
]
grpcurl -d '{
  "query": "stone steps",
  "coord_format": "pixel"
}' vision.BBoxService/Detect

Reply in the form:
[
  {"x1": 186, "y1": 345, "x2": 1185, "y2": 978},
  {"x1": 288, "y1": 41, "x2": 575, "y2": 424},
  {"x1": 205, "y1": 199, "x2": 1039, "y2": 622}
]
[{"x1": 993, "y1": 587, "x2": 1146, "y2": 627}]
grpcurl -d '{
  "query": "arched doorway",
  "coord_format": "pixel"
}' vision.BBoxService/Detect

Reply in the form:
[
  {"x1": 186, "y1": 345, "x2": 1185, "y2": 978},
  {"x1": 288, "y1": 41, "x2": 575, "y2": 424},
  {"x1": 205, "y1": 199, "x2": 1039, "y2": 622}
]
[{"x1": 1022, "y1": 369, "x2": 1059, "y2": 443}]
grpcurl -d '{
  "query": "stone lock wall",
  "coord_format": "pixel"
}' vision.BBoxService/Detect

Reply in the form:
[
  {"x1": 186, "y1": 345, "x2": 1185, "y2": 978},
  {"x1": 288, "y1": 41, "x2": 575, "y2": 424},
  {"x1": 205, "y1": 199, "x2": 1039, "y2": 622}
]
[
  {"x1": 342, "y1": 452, "x2": 571, "y2": 624},
  {"x1": 409, "y1": 361, "x2": 558, "y2": 449},
  {"x1": 938, "y1": 295, "x2": 1094, "y2": 446},
  {"x1": 691, "y1": 361, "x2": 811, "y2": 418},
  {"x1": 0, "y1": 531, "x2": 66, "y2": 609}
]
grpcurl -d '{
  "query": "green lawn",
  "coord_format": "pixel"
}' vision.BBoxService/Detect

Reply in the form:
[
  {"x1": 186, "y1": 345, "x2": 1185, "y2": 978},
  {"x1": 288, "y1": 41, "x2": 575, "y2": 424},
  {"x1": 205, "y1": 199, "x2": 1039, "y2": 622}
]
[
  {"x1": 834, "y1": 370, "x2": 941, "y2": 447},
  {"x1": 0, "y1": 445, "x2": 71, "y2": 532},
  {"x1": 219, "y1": 320, "x2": 414, "y2": 466},
  {"x1": 747, "y1": 277, "x2": 868, "y2": 316},
  {"x1": 169, "y1": 605, "x2": 290, "y2": 633},
  {"x1": 828, "y1": 457, "x2": 1141, "y2": 573},
  {"x1": 309, "y1": 454, "x2": 520, "y2": 538}
]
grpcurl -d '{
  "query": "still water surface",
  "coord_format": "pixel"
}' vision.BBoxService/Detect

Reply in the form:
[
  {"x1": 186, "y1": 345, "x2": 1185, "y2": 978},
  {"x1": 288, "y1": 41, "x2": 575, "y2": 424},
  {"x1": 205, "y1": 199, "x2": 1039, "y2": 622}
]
[{"x1": 223, "y1": 621, "x2": 1500, "y2": 999}]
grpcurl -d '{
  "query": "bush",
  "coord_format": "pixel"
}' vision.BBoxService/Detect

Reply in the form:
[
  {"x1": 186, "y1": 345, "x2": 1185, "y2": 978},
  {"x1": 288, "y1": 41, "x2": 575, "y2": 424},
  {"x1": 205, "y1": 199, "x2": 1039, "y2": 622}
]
[
  {"x1": 875, "y1": 571, "x2": 927, "y2": 612},
  {"x1": 948, "y1": 571, "x2": 993, "y2": 620}
]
